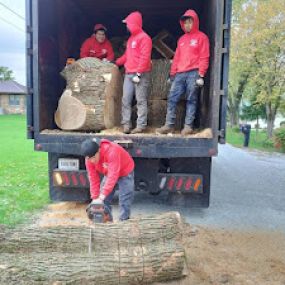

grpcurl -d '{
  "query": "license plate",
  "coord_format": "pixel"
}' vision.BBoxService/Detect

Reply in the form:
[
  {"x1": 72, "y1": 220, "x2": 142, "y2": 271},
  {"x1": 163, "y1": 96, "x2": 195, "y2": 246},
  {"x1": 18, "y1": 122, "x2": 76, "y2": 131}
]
[{"x1": 58, "y1": 158, "x2": 79, "y2": 171}]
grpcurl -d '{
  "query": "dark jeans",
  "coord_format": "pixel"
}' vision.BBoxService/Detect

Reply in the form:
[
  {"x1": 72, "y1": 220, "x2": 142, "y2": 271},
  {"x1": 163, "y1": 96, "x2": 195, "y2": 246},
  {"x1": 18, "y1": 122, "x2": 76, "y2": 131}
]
[
  {"x1": 165, "y1": 70, "x2": 200, "y2": 127},
  {"x1": 101, "y1": 171, "x2": 134, "y2": 221}
]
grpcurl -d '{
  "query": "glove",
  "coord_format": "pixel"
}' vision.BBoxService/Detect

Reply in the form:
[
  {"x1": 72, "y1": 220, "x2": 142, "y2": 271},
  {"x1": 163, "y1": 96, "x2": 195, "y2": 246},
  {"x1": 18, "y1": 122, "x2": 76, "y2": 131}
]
[
  {"x1": 167, "y1": 75, "x2": 175, "y2": 85},
  {"x1": 91, "y1": 194, "x2": 106, "y2": 204},
  {"x1": 132, "y1": 73, "x2": 141, "y2": 84},
  {"x1": 196, "y1": 76, "x2": 204, "y2": 87}
]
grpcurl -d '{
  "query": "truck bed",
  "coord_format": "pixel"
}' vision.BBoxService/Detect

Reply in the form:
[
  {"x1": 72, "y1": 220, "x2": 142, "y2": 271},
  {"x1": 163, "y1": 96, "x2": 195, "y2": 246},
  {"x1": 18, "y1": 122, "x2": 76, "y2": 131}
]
[
  {"x1": 41, "y1": 127, "x2": 213, "y2": 139},
  {"x1": 36, "y1": 128, "x2": 216, "y2": 158}
]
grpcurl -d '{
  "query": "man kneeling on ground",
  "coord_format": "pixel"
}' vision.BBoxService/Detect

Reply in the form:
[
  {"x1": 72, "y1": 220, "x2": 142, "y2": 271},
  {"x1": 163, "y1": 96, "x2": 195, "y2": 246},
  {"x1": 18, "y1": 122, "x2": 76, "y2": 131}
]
[{"x1": 81, "y1": 138, "x2": 135, "y2": 221}]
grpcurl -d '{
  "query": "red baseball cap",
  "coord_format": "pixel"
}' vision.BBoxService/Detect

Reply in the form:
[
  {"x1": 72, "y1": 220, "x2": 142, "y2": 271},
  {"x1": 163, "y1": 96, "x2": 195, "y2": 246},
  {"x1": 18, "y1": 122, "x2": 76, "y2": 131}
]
[{"x1": 94, "y1": 24, "x2": 107, "y2": 32}]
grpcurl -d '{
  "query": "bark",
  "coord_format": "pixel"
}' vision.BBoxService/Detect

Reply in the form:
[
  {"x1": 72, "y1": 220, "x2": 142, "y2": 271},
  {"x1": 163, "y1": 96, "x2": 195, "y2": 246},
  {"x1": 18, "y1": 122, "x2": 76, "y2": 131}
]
[
  {"x1": 149, "y1": 60, "x2": 171, "y2": 100},
  {"x1": 147, "y1": 100, "x2": 185, "y2": 129},
  {"x1": 55, "y1": 58, "x2": 123, "y2": 131},
  {"x1": 0, "y1": 212, "x2": 187, "y2": 285}
]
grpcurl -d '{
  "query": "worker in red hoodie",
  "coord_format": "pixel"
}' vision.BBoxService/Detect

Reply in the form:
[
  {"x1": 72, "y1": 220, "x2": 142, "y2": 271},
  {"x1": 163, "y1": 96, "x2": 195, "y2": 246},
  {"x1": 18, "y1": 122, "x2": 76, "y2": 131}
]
[
  {"x1": 81, "y1": 138, "x2": 135, "y2": 221},
  {"x1": 116, "y1": 11, "x2": 152, "y2": 134},
  {"x1": 80, "y1": 24, "x2": 115, "y2": 61},
  {"x1": 156, "y1": 10, "x2": 210, "y2": 136}
]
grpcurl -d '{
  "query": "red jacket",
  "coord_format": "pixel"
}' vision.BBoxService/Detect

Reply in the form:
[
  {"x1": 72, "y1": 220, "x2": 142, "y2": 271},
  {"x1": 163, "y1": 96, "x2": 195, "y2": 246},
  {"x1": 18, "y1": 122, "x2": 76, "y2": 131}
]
[
  {"x1": 85, "y1": 139, "x2": 135, "y2": 199},
  {"x1": 80, "y1": 36, "x2": 115, "y2": 61},
  {"x1": 116, "y1": 12, "x2": 152, "y2": 73},
  {"x1": 170, "y1": 10, "x2": 210, "y2": 77}
]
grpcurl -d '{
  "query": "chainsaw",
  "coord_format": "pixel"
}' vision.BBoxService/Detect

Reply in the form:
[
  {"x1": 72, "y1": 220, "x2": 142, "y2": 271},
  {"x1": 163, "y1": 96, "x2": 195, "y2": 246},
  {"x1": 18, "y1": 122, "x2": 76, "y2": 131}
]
[
  {"x1": 86, "y1": 201, "x2": 113, "y2": 224},
  {"x1": 86, "y1": 201, "x2": 112, "y2": 254}
]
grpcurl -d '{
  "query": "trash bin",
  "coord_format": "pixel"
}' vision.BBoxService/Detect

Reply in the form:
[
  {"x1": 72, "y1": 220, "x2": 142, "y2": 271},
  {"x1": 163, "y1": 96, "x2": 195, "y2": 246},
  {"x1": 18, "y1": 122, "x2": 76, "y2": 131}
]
[{"x1": 240, "y1": 124, "x2": 251, "y2": 147}]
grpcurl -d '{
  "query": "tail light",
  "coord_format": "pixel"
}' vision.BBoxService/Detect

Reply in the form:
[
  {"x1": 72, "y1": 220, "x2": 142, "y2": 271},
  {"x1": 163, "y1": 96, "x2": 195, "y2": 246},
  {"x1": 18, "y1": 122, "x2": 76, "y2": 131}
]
[
  {"x1": 53, "y1": 170, "x2": 89, "y2": 188},
  {"x1": 158, "y1": 174, "x2": 203, "y2": 193}
]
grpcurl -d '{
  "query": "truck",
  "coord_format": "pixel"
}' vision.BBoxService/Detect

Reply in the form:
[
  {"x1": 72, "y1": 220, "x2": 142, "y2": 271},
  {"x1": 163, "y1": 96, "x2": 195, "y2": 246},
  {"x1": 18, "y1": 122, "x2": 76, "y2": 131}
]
[{"x1": 26, "y1": 0, "x2": 232, "y2": 208}]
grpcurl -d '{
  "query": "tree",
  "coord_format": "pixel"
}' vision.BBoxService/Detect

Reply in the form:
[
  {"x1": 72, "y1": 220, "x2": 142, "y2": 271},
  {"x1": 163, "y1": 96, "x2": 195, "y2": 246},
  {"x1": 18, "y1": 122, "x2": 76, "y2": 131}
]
[
  {"x1": 0, "y1": 67, "x2": 14, "y2": 81},
  {"x1": 236, "y1": 0, "x2": 285, "y2": 138},
  {"x1": 228, "y1": 0, "x2": 251, "y2": 127}
]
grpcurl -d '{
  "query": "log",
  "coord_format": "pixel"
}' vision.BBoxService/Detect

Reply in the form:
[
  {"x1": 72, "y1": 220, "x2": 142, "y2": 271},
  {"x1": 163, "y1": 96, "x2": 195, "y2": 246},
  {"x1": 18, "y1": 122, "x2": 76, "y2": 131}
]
[
  {"x1": 0, "y1": 212, "x2": 187, "y2": 285},
  {"x1": 147, "y1": 100, "x2": 186, "y2": 130},
  {"x1": 55, "y1": 58, "x2": 123, "y2": 131},
  {"x1": 149, "y1": 59, "x2": 171, "y2": 100}
]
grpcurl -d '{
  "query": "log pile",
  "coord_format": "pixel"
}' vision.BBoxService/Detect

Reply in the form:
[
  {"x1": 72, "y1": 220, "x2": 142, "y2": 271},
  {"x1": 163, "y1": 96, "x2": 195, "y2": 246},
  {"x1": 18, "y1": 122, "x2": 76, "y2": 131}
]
[
  {"x1": 55, "y1": 57, "x2": 123, "y2": 131},
  {"x1": 0, "y1": 212, "x2": 187, "y2": 285}
]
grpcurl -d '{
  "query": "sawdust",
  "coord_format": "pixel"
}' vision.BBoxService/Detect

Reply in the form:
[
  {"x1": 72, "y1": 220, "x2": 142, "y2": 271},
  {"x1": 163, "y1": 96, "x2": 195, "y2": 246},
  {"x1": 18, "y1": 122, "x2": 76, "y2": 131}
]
[
  {"x1": 41, "y1": 127, "x2": 213, "y2": 139},
  {"x1": 36, "y1": 202, "x2": 90, "y2": 228},
  {"x1": 35, "y1": 203, "x2": 285, "y2": 284}
]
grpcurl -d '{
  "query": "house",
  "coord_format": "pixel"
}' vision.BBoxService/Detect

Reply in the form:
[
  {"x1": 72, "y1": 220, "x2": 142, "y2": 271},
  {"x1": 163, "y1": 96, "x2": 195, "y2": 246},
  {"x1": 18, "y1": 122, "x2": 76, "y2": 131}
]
[{"x1": 0, "y1": 80, "x2": 27, "y2": 114}]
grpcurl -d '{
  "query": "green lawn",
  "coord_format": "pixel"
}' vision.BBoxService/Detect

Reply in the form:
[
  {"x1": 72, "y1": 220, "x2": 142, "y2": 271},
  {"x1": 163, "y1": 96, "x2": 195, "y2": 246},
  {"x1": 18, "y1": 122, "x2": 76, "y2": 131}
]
[
  {"x1": 226, "y1": 127, "x2": 276, "y2": 152},
  {"x1": 0, "y1": 115, "x2": 49, "y2": 227}
]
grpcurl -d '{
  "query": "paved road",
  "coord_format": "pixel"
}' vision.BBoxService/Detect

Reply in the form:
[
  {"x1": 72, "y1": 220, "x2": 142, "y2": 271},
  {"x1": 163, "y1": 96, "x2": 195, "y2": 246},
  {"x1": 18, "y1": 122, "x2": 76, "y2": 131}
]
[{"x1": 121, "y1": 144, "x2": 285, "y2": 232}]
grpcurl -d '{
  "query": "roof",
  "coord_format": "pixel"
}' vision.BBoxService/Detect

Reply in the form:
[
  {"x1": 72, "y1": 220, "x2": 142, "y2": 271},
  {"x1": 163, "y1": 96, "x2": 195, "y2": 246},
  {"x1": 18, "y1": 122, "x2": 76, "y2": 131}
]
[{"x1": 0, "y1": 80, "x2": 27, "y2": 95}]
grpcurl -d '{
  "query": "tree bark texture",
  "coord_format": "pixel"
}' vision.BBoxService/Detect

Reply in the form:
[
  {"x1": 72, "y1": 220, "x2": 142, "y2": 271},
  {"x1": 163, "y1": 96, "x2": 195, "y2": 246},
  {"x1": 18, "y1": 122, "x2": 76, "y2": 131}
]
[
  {"x1": 55, "y1": 58, "x2": 123, "y2": 131},
  {"x1": 0, "y1": 212, "x2": 187, "y2": 285}
]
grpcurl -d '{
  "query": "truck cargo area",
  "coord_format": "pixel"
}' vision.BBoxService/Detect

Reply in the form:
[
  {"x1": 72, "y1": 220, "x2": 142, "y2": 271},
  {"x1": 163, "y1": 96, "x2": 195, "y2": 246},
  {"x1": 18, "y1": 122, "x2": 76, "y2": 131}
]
[{"x1": 33, "y1": 0, "x2": 224, "y2": 145}]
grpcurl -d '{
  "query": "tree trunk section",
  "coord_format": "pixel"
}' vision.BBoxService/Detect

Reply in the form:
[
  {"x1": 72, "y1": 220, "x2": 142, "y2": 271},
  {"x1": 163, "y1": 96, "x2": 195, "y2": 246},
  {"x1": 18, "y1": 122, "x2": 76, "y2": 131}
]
[
  {"x1": 55, "y1": 58, "x2": 123, "y2": 131},
  {"x1": 149, "y1": 60, "x2": 171, "y2": 100},
  {"x1": 147, "y1": 100, "x2": 185, "y2": 130},
  {"x1": 0, "y1": 212, "x2": 187, "y2": 285}
]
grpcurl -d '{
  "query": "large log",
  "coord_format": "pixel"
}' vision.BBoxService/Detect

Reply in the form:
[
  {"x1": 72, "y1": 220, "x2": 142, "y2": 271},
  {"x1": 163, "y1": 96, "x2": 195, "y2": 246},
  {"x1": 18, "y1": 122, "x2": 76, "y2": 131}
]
[
  {"x1": 147, "y1": 100, "x2": 186, "y2": 130},
  {"x1": 149, "y1": 59, "x2": 171, "y2": 100},
  {"x1": 55, "y1": 58, "x2": 123, "y2": 131},
  {"x1": 0, "y1": 212, "x2": 187, "y2": 285}
]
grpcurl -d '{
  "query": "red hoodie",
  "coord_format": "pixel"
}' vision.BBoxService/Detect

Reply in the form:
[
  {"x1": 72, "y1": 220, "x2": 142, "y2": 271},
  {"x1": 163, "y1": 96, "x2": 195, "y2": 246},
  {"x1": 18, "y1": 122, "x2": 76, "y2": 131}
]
[
  {"x1": 85, "y1": 139, "x2": 135, "y2": 199},
  {"x1": 170, "y1": 10, "x2": 210, "y2": 77},
  {"x1": 116, "y1": 12, "x2": 152, "y2": 73},
  {"x1": 80, "y1": 36, "x2": 115, "y2": 61}
]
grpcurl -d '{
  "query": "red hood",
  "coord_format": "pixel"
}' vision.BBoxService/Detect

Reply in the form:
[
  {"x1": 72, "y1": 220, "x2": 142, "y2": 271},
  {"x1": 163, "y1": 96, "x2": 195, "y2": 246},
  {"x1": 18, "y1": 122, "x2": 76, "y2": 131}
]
[
  {"x1": 124, "y1": 11, "x2": 143, "y2": 35},
  {"x1": 180, "y1": 9, "x2": 199, "y2": 34},
  {"x1": 99, "y1": 139, "x2": 111, "y2": 155}
]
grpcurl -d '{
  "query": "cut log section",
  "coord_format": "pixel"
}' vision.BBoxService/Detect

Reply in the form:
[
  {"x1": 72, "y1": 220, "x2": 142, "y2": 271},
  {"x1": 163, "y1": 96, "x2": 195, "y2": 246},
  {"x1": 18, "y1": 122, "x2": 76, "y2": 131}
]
[
  {"x1": 55, "y1": 58, "x2": 123, "y2": 131},
  {"x1": 147, "y1": 100, "x2": 186, "y2": 130},
  {"x1": 149, "y1": 59, "x2": 171, "y2": 100},
  {"x1": 0, "y1": 212, "x2": 187, "y2": 285}
]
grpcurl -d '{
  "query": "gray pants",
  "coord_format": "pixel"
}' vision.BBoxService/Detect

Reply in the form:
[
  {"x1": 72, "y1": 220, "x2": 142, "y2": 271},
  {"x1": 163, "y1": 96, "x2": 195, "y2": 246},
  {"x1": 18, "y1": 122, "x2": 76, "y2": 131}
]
[
  {"x1": 101, "y1": 171, "x2": 134, "y2": 221},
  {"x1": 121, "y1": 73, "x2": 150, "y2": 128}
]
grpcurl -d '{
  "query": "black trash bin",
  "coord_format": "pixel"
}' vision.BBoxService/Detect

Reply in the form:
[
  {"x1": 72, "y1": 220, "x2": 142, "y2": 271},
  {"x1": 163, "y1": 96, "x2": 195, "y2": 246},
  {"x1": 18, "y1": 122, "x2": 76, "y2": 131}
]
[{"x1": 240, "y1": 124, "x2": 251, "y2": 147}]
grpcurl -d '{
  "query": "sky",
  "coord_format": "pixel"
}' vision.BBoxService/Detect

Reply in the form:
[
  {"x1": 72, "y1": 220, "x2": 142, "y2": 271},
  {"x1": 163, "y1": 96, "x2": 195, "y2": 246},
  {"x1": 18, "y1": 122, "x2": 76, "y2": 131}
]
[{"x1": 0, "y1": 0, "x2": 26, "y2": 85}]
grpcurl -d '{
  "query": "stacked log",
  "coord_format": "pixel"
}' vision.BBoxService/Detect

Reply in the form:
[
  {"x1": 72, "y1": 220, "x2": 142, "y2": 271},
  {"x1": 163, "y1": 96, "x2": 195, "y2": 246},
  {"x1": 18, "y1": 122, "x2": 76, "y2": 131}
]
[
  {"x1": 0, "y1": 212, "x2": 187, "y2": 285},
  {"x1": 55, "y1": 57, "x2": 123, "y2": 131},
  {"x1": 132, "y1": 59, "x2": 185, "y2": 130}
]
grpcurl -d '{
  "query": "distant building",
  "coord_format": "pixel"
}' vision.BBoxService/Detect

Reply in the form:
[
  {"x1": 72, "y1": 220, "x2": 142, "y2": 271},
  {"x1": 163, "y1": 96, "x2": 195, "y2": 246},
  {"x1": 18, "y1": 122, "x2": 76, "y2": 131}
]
[{"x1": 0, "y1": 80, "x2": 27, "y2": 114}]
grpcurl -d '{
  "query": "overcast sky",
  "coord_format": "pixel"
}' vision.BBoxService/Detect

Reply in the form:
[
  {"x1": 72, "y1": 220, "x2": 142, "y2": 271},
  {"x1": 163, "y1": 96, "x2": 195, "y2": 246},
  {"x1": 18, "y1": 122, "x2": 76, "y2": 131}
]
[{"x1": 0, "y1": 0, "x2": 26, "y2": 85}]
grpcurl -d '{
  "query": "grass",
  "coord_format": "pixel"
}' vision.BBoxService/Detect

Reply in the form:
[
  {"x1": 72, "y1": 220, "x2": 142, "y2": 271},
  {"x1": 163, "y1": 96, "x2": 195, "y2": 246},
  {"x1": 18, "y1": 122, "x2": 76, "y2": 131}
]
[
  {"x1": 0, "y1": 115, "x2": 49, "y2": 227},
  {"x1": 226, "y1": 127, "x2": 277, "y2": 152}
]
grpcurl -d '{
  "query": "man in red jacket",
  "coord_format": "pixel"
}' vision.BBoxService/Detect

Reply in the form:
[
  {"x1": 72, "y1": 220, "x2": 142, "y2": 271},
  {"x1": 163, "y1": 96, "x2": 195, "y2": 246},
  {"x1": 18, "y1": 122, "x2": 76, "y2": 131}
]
[
  {"x1": 156, "y1": 10, "x2": 210, "y2": 136},
  {"x1": 80, "y1": 24, "x2": 115, "y2": 61},
  {"x1": 116, "y1": 11, "x2": 152, "y2": 134},
  {"x1": 81, "y1": 138, "x2": 135, "y2": 221}
]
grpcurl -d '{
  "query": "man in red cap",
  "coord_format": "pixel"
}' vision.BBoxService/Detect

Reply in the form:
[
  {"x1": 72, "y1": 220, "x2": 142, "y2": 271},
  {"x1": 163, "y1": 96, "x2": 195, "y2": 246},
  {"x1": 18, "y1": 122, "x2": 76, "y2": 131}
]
[
  {"x1": 156, "y1": 9, "x2": 210, "y2": 136},
  {"x1": 80, "y1": 24, "x2": 115, "y2": 61},
  {"x1": 116, "y1": 11, "x2": 152, "y2": 134}
]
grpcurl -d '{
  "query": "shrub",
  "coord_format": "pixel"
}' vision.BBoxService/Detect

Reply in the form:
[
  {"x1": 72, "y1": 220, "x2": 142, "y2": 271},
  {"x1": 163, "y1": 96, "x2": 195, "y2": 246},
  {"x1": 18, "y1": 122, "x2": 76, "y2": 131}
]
[{"x1": 274, "y1": 127, "x2": 285, "y2": 152}]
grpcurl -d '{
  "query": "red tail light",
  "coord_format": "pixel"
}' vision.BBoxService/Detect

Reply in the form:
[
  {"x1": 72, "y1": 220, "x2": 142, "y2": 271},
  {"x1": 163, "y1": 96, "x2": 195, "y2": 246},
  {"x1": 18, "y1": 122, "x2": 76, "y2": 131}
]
[
  {"x1": 176, "y1": 177, "x2": 184, "y2": 191},
  {"x1": 185, "y1": 178, "x2": 193, "y2": 191},
  {"x1": 167, "y1": 177, "x2": 176, "y2": 191}
]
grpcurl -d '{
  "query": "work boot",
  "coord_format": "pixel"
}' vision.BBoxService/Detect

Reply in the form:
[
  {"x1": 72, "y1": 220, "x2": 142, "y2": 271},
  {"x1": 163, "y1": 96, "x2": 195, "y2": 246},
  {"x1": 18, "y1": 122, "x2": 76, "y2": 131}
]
[
  {"x1": 131, "y1": 127, "x2": 145, "y2": 134},
  {"x1": 123, "y1": 125, "x2": 131, "y2": 134},
  {"x1": 156, "y1": 125, "x2": 175, "y2": 135},
  {"x1": 181, "y1": 125, "x2": 194, "y2": 136}
]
